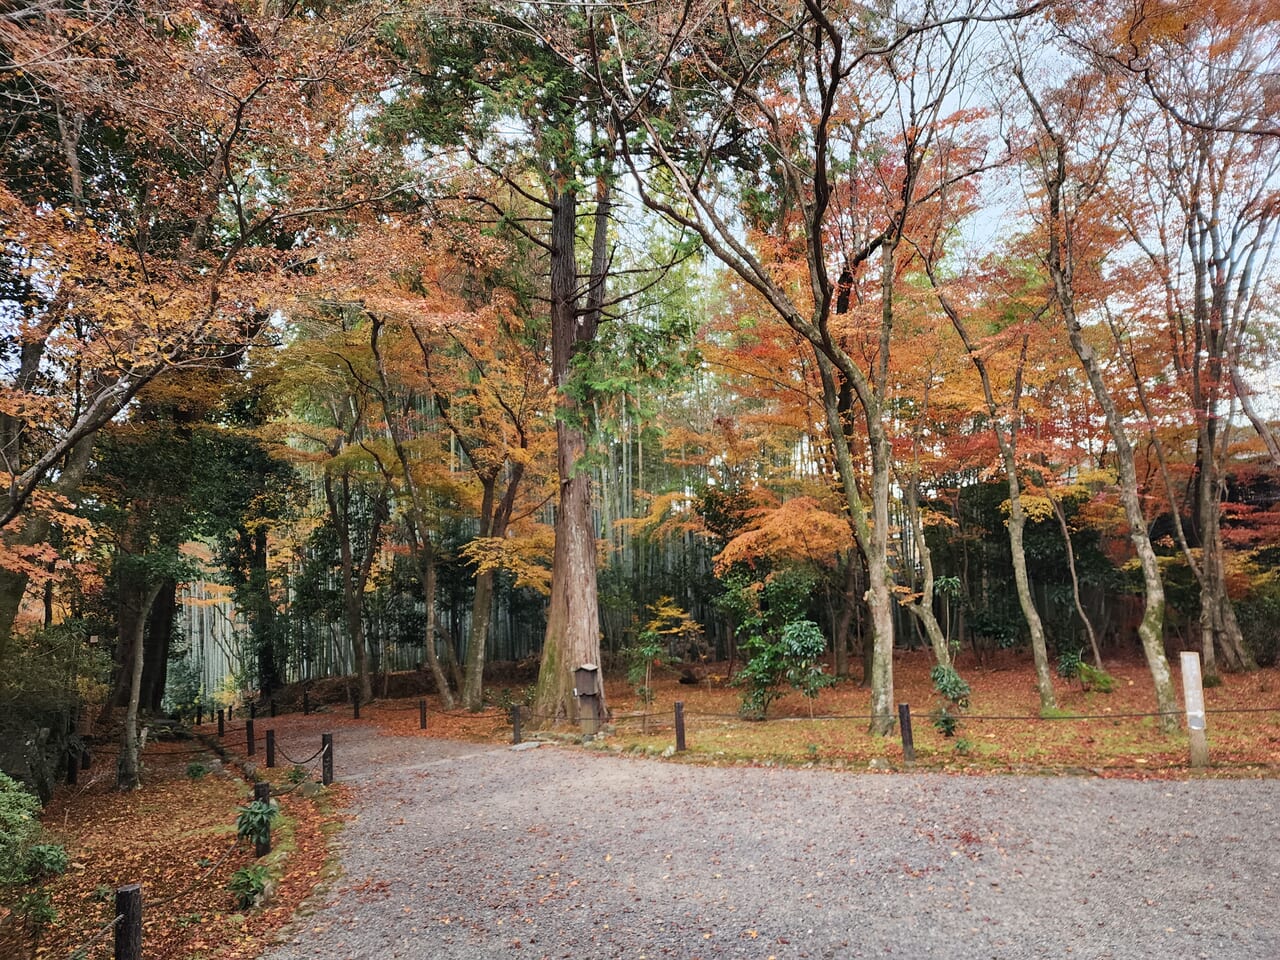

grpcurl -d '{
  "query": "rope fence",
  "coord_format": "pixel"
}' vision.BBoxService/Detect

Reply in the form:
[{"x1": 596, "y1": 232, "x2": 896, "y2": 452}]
[
  {"x1": 498, "y1": 653, "x2": 1276, "y2": 772},
  {"x1": 65, "y1": 912, "x2": 122, "y2": 960}
]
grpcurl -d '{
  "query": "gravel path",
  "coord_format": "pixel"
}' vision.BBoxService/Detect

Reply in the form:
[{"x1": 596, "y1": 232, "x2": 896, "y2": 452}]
[{"x1": 261, "y1": 731, "x2": 1279, "y2": 960}]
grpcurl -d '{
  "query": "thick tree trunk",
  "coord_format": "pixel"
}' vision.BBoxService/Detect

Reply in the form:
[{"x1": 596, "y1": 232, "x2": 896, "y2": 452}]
[
  {"x1": 141, "y1": 578, "x2": 177, "y2": 712},
  {"x1": 531, "y1": 184, "x2": 607, "y2": 727},
  {"x1": 461, "y1": 569, "x2": 494, "y2": 709},
  {"x1": 533, "y1": 418, "x2": 604, "y2": 723}
]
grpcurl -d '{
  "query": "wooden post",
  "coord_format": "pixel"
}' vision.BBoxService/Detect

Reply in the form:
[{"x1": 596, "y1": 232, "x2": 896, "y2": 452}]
[
  {"x1": 217, "y1": 709, "x2": 224, "y2": 737},
  {"x1": 510, "y1": 704, "x2": 522, "y2": 745},
  {"x1": 114, "y1": 884, "x2": 142, "y2": 960},
  {"x1": 249, "y1": 701, "x2": 257, "y2": 720},
  {"x1": 353, "y1": 693, "x2": 360, "y2": 720},
  {"x1": 898, "y1": 703, "x2": 915, "y2": 763},
  {"x1": 196, "y1": 704, "x2": 203, "y2": 727},
  {"x1": 246, "y1": 718, "x2": 256, "y2": 757},
  {"x1": 321, "y1": 734, "x2": 333, "y2": 785},
  {"x1": 1180, "y1": 651, "x2": 1209, "y2": 768},
  {"x1": 227, "y1": 704, "x2": 233, "y2": 721},
  {"x1": 419, "y1": 699, "x2": 427, "y2": 730},
  {"x1": 253, "y1": 781, "x2": 272, "y2": 857},
  {"x1": 66, "y1": 750, "x2": 77, "y2": 786},
  {"x1": 265, "y1": 730, "x2": 276, "y2": 769},
  {"x1": 303, "y1": 690, "x2": 310, "y2": 715},
  {"x1": 270, "y1": 699, "x2": 276, "y2": 718},
  {"x1": 674, "y1": 701, "x2": 686, "y2": 752},
  {"x1": 80, "y1": 749, "x2": 91, "y2": 771}
]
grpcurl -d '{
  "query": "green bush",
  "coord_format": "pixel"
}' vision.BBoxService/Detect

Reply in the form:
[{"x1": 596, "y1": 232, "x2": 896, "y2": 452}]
[
  {"x1": 930, "y1": 665, "x2": 971, "y2": 708},
  {"x1": 228, "y1": 864, "x2": 269, "y2": 909},
  {"x1": 25, "y1": 843, "x2": 68, "y2": 879},
  {"x1": 286, "y1": 765, "x2": 308, "y2": 784},
  {"x1": 235, "y1": 799, "x2": 277, "y2": 848},
  {"x1": 1056, "y1": 648, "x2": 1083, "y2": 681},
  {"x1": 930, "y1": 705, "x2": 960, "y2": 738},
  {"x1": 0, "y1": 772, "x2": 41, "y2": 886},
  {"x1": 186, "y1": 762, "x2": 209, "y2": 780},
  {"x1": 1235, "y1": 583, "x2": 1280, "y2": 668}
]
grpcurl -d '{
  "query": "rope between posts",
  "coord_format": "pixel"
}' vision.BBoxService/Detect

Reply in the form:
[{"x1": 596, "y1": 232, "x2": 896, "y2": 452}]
[
  {"x1": 271, "y1": 746, "x2": 329, "y2": 796},
  {"x1": 436, "y1": 710, "x2": 504, "y2": 723},
  {"x1": 275, "y1": 743, "x2": 327, "y2": 766},
  {"x1": 65, "y1": 912, "x2": 122, "y2": 959},
  {"x1": 364, "y1": 700, "x2": 423, "y2": 712}
]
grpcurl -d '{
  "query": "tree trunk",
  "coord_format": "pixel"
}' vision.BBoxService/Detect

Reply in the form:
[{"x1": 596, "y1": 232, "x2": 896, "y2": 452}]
[
  {"x1": 1053, "y1": 270, "x2": 1176, "y2": 732},
  {"x1": 141, "y1": 578, "x2": 177, "y2": 712},
  {"x1": 1050, "y1": 495, "x2": 1103, "y2": 669},
  {"x1": 1195, "y1": 448, "x2": 1253, "y2": 676},
  {"x1": 1006, "y1": 495, "x2": 1056, "y2": 711},
  {"x1": 416, "y1": 547, "x2": 454, "y2": 708},
  {"x1": 118, "y1": 580, "x2": 164, "y2": 791},
  {"x1": 0, "y1": 436, "x2": 95, "y2": 646},
  {"x1": 531, "y1": 183, "x2": 608, "y2": 726},
  {"x1": 1024, "y1": 83, "x2": 1179, "y2": 732},
  {"x1": 461, "y1": 569, "x2": 495, "y2": 709}
]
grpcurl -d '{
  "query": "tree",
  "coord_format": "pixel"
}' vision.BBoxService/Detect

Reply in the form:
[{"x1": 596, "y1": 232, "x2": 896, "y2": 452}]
[
  {"x1": 271, "y1": 311, "x2": 395, "y2": 706},
  {"x1": 583, "y1": 0, "x2": 1019, "y2": 732},
  {"x1": 1083, "y1": 1, "x2": 1279, "y2": 677},
  {"x1": 924, "y1": 259, "x2": 1058, "y2": 709},
  {"x1": 359, "y1": 216, "x2": 556, "y2": 710},
  {"x1": 0, "y1": 1, "x2": 402, "y2": 645},
  {"x1": 1013, "y1": 58, "x2": 1179, "y2": 731}
]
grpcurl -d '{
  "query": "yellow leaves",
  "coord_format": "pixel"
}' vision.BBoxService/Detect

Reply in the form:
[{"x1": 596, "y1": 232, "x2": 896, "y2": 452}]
[
  {"x1": 999, "y1": 495, "x2": 1056, "y2": 524},
  {"x1": 616, "y1": 491, "x2": 701, "y2": 542},
  {"x1": 459, "y1": 527, "x2": 554, "y2": 595}
]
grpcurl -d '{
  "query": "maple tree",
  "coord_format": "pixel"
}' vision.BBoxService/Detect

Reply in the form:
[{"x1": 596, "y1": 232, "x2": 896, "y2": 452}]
[
  {"x1": 1082, "y1": 0, "x2": 1279, "y2": 678},
  {"x1": 583, "y1": 0, "x2": 1045, "y2": 732},
  {"x1": 0, "y1": 2, "x2": 402, "y2": 652}
]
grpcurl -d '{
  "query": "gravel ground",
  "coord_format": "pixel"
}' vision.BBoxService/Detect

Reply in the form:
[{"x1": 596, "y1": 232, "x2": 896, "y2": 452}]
[{"x1": 260, "y1": 732, "x2": 1280, "y2": 960}]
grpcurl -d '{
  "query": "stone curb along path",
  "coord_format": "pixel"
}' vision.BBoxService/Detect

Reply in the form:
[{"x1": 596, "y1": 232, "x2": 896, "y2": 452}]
[{"x1": 261, "y1": 732, "x2": 1280, "y2": 960}]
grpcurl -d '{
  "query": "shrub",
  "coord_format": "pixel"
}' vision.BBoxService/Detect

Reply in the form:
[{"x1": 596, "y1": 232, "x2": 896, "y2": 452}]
[
  {"x1": 286, "y1": 765, "x2": 308, "y2": 784},
  {"x1": 1056, "y1": 648, "x2": 1083, "y2": 681},
  {"x1": 0, "y1": 772, "x2": 41, "y2": 885},
  {"x1": 930, "y1": 705, "x2": 960, "y2": 738},
  {"x1": 228, "y1": 864, "x2": 269, "y2": 909},
  {"x1": 25, "y1": 843, "x2": 68, "y2": 879},
  {"x1": 930, "y1": 665, "x2": 971, "y2": 708},
  {"x1": 235, "y1": 800, "x2": 277, "y2": 849},
  {"x1": 186, "y1": 762, "x2": 209, "y2": 780},
  {"x1": 16, "y1": 889, "x2": 57, "y2": 931}
]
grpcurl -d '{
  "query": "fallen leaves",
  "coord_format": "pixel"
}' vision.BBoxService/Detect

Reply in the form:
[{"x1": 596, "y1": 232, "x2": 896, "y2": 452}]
[{"x1": 12, "y1": 739, "x2": 344, "y2": 960}]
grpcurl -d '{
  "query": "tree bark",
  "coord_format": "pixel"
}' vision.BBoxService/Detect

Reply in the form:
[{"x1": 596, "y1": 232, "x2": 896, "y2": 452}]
[
  {"x1": 118, "y1": 580, "x2": 164, "y2": 791},
  {"x1": 1021, "y1": 77, "x2": 1178, "y2": 732},
  {"x1": 531, "y1": 184, "x2": 607, "y2": 726},
  {"x1": 141, "y1": 578, "x2": 177, "y2": 712},
  {"x1": 1050, "y1": 495, "x2": 1104, "y2": 669}
]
